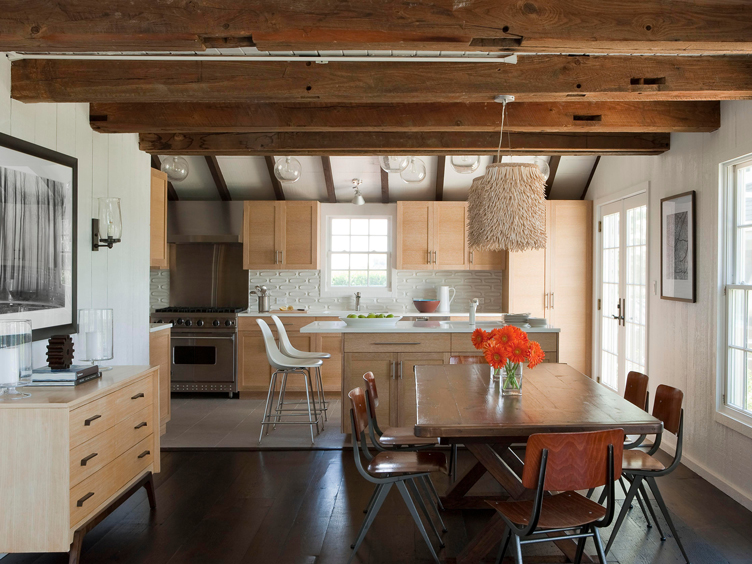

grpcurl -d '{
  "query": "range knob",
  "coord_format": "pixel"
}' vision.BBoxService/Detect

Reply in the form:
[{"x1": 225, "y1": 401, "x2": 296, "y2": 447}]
[
  {"x1": 156, "y1": 319, "x2": 163, "y2": 324},
  {"x1": 225, "y1": 319, "x2": 233, "y2": 327},
  {"x1": 196, "y1": 319, "x2": 204, "y2": 327},
  {"x1": 184, "y1": 319, "x2": 192, "y2": 327},
  {"x1": 176, "y1": 318, "x2": 184, "y2": 325},
  {"x1": 212, "y1": 320, "x2": 220, "y2": 327}
]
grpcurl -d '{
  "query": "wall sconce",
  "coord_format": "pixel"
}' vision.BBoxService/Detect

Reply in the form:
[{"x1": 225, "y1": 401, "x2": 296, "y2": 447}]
[{"x1": 92, "y1": 197, "x2": 122, "y2": 251}]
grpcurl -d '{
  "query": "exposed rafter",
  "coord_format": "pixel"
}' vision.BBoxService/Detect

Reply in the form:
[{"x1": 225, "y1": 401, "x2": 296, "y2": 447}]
[
  {"x1": 580, "y1": 157, "x2": 601, "y2": 200},
  {"x1": 435, "y1": 156, "x2": 446, "y2": 201},
  {"x1": 321, "y1": 156, "x2": 336, "y2": 203},
  {"x1": 264, "y1": 156, "x2": 285, "y2": 200},
  {"x1": 150, "y1": 154, "x2": 178, "y2": 201},
  {"x1": 13, "y1": 57, "x2": 752, "y2": 104},
  {"x1": 545, "y1": 156, "x2": 561, "y2": 199},
  {"x1": 204, "y1": 156, "x2": 232, "y2": 201},
  {"x1": 380, "y1": 169, "x2": 389, "y2": 204}
]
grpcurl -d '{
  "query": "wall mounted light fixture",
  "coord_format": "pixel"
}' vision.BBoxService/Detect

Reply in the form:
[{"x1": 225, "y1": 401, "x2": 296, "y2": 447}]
[{"x1": 92, "y1": 197, "x2": 122, "y2": 251}]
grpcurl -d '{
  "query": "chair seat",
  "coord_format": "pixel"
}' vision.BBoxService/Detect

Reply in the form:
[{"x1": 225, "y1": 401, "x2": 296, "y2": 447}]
[
  {"x1": 487, "y1": 491, "x2": 607, "y2": 529},
  {"x1": 622, "y1": 449, "x2": 665, "y2": 472},
  {"x1": 367, "y1": 451, "x2": 448, "y2": 475},
  {"x1": 287, "y1": 350, "x2": 331, "y2": 361},
  {"x1": 379, "y1": 426, "x2": 438, "y2": 447}
]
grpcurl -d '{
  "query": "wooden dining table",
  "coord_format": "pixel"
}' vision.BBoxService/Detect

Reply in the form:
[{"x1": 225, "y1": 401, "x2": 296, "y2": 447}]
[{"x1": 414, "y1": 362, "x2": 663, "y2": 564}]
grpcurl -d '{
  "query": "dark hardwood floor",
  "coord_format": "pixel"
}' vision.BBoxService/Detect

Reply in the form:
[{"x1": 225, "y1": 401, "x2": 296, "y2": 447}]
[{"x1": 4, "y1": 449, "x2": 752, "y2": 564}]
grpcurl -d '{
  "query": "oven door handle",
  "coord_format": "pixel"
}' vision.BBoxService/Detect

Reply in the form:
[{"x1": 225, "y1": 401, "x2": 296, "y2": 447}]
[{"x1": 171, "y1": 336, "x2": 236, "y2": 341}]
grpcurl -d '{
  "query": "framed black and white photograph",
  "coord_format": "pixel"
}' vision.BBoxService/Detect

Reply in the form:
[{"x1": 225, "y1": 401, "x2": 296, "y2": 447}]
[
  {"x1": 0, "y1": 132, "x2": 77, "y2": 340},
  {"x1": 661, "y1": 190, "x2": 695, "y2": 303}
]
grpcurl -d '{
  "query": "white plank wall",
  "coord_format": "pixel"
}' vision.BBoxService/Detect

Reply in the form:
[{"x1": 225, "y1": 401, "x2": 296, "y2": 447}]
[
  {"x1": 0, "y1": 54, "x2": 150, "y2": 367},
  {"x1": 587, "y1": 100, "x2": 752, "y2": 510}
]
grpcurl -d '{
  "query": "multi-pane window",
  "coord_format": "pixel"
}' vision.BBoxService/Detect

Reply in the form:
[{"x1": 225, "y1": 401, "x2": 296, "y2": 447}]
[
  {"x1": 328, "y1": 217, "x2": 390, "y2": 289},
  {"x1": 725, "y1": 159, "x2": 752, "y2": 416}
]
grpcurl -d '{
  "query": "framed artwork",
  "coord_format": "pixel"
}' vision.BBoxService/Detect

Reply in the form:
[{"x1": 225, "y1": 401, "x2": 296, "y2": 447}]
[
  {"x1": 0, "y1": 132, "x2": 78, "y2": 340},
  {"x1": 660, "y1": 190, "x2": 695, "y2": 303}
]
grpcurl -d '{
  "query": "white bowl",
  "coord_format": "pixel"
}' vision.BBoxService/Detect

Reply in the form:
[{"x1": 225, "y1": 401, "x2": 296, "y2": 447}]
[{"x1": 339, "y1": 315, "x2": 403, "y2": 327}]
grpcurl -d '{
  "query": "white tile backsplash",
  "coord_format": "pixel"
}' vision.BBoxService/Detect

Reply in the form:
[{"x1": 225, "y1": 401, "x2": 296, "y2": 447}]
[{"x1": 149, "y1": 269, "x2": 170, "y2": 312}]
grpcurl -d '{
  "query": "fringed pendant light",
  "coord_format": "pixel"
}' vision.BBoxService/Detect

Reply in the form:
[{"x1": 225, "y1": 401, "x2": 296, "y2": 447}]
[{"x1": 467, "y1": 95, "x2": 547, "y2": 253}]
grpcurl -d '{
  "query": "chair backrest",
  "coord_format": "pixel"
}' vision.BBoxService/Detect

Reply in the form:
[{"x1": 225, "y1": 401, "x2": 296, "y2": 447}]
[
  {"x1": 652, "y1": 384, "x2": 683, "y2": 435},
  {"x1": 362, "y1": 372, "x2": 380, "y2": 419},
  {"x1": 522, "y1": 429, "x2": 624, "y2": 491},
  {"x1": 449, "y1": 355, "x2": 488, "y2": 365},
  {"x1": 271, "y1": 315, "x2": 296, "y2": 357},
  {"x1": 255, "y1": 318, "x2": 292, "y2": 370},
  {"x1": 348, "y1": 387, "x2": 369, "y2": 442},
  {"x1": 624, "y1": 371, "x2": 649, "y2": 409}
]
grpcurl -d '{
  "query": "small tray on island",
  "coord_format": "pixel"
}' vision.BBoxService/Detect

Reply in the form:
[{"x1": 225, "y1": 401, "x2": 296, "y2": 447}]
[{"x1": 339, "y1": 314, "x2": 403, "y2": 327}]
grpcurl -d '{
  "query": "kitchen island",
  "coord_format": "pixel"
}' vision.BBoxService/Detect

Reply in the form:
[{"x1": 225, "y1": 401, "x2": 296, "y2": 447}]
[{"x1": 300, "y1": 320, "x2": 560, "y2": 432}]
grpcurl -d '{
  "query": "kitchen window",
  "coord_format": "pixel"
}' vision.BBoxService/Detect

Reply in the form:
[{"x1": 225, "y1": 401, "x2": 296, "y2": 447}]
[
  {"x1": 722, "y1": 156, "x2": 752, "y2": 426},
  {"x1": 323, "y1": 216, "x2": 393, "y2": 295}
]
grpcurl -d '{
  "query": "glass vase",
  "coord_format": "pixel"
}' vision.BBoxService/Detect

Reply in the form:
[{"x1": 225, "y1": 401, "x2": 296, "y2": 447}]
[
  {"x1": 78, "y1": 309, "x2": 114, "y2": 370},
  {"x1": 501, "y1": 362, "x2": 523, "y2": 397},
  {"x1": 0, "y1": 319, "x2": 33, "y2": 399}
]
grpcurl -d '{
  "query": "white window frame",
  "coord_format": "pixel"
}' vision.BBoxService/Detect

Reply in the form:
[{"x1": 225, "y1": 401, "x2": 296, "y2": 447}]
[
  {"x1": 718, "y1": 154, "x2": 752, "y2": 437},
  {"x1": 320, "y1": 204, "x2": 397, "y2": 298}
]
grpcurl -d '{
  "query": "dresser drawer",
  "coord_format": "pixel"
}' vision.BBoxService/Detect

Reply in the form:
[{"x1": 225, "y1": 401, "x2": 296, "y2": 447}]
[
  {"x1": 344, "y1": 333, "x2": 450, "y2": 353},
  {"x1": 69, "y1": 393, "x2": 118, "y2": 448},
  {"x1": 70, "y1": 424, "x2": 118, "y2": 487},
  {"x1": 114, "y1": 377, "x2": 154, "y2": 420},
  {"x1": 116, "y1": 405, "x2": 154, "y2": 454},
  {"x1": 118, "y1": 435, "x2": 155, "y2": 486}
]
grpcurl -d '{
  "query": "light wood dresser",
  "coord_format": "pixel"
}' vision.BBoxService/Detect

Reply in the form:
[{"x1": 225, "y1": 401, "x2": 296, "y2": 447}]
[{"x1": 0, "y1": 366, "x2": 160, "y2": 562}]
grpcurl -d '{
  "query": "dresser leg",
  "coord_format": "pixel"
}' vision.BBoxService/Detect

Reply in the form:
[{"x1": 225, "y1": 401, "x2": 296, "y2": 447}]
[
  {"x1": 68, "y1": 529, "x2": 84, "y2": 564},
  {"x1": 145, "y1": 472, "x2": 157, "y2": 510}
]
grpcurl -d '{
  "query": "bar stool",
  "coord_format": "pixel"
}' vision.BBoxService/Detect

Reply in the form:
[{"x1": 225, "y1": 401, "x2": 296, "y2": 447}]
[
  {"x1": 271, "y1": 315, "x2": 330, "y2": 424},
  {"x1": 257, "y1": 319, "x2": 323, "y2": 444}
]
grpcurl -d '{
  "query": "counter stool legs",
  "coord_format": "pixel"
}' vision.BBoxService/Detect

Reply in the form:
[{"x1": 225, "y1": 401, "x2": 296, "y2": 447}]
[{"x1": 259, "y1": 369, "x2": 321, "y2": 445}]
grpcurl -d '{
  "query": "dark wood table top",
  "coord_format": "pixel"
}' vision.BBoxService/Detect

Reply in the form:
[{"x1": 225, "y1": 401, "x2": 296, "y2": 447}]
[{"x1": 414, "y1": 363, "x2": 663, "y2": 438}]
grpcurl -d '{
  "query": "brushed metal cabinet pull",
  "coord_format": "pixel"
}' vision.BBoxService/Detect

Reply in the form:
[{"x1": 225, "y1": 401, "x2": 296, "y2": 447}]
[
  {"x1": 138, "y1": 450, "x2": 151, "y2": 459},
  {"x1": 470, "y1": 251, "x2": 474, "y2": 264},
  {"x1": 373, "y1": 342, "x2": 421, "y2": 345},
  {"x1": 399, "y1": 361, "x2": 404, "y2": 380},
  {"x1": 80, "y1": 453, "x2": 98, "y2": 466},
  {"x1": 550, "y1": 293, "x2": 554, "y2": 309},
  {"x1": 131, "y1": 392, "x2": 145, "y2": 400},
  {"x1": 84, "y1": 414, "x2": 101, "y2": 426},
  {"x1": 390, "y1": 361, "x2": 395, "y2": 380},
  {"x1": 433, "y1": 251, "x2": 437, "y2": 264},
  {"x1": 134, "y1": 421, "x2": 148, "y2": 430},
  {"x1": 279, "y1": 250, "x2": 283, "y2": 264},
  {"x1": 77, "y1": 492, "x2": 95, "y2": 507}
]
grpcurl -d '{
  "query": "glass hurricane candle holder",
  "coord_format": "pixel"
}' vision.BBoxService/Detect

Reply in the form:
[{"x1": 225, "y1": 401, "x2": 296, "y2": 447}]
[
  {"x1": 0, "y1": 319, "x2": 33, "y2": 399},
  {"x1": 78, "y1": 309, "x2": 114, "y2": 370}
]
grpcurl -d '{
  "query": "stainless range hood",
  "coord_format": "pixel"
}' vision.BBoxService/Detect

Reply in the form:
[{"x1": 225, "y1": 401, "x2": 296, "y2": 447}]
[{"x1": 167, "y1": 201, "x2": 244, "y2": 244}]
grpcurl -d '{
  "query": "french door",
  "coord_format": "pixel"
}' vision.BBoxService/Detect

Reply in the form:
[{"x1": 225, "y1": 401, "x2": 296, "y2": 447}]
[{"x1": 598, "y1": 192, "x2": 648, "y2": 394}]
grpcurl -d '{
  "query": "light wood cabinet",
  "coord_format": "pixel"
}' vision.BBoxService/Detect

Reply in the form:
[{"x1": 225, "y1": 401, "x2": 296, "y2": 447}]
[
  {"x1": 343, "y1": 352, "x2": 397, "y2": 428},
  {"x1": 243, "y1": 201, "x2": 320, "y2": 270},
  {"x1": 150, "y1": 168, "x2": 169, "y2": 269},
  {"x1": 0, "y1": 367, "x2": 160, "y2": 555},
  {"x1": 503, "y1": 200, "x2": 592, "y2": 375},
  {"x1": 237, "y1": 331, "x2": 272, "y2": 392},
  {"x1": 148, "y1": 328, "x2": 171, "y2": 434},
  {"x1": 397, "y1": 201, "x2": 504, "y2": 271},
  {"x1": 396, "y1": 352, "x2": 447, "y2": 427}
]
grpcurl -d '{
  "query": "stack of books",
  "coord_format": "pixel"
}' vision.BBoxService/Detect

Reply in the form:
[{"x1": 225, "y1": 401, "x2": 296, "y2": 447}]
[{"x1": 28, "y1": 365, "x2": 101, "y2": 387}]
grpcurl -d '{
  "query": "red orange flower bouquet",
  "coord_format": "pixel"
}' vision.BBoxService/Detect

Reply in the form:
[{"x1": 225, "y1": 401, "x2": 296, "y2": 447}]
[{"x1": 471, "y1": 326, "x2": 545, "y2": 394}]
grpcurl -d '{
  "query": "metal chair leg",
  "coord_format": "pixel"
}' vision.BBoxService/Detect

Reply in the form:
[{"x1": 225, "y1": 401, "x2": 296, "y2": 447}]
[
  {"x1": 425, "y1": 475, "x2": 445, "y2": 512},
  {"x1": 574, "y1": 524, "x2": 589, "y2": 564},
  {"x1": 348, "y1": 483, "x2": 391, "y2": 563},
  {"x1": 646, "y1": 476, "x2": 691, "y2": 564},
  {"x1": 495, "y1": 528, "x2": 512, "y2": 564},
  {"x1": 639, "y1": 482, "x2": 663, "y2": 537},
  {"x1": 511, "y1": 532, "x2": 523, "y2": 564},
  {"x1": 395, "y1": 481, "x2": 441, "y2": 564},
  {"x1": 363, "y1": 484, "x2": 380, "y2": 514},
  {"x1": 593, "y1": 527, "x2": 608, "y2": 564},
  {"x1": 586, "y1": 487, "x2": 596, "y2": 499},
  {"x1": 316, "y1": 366, "x2": 328, "y2": 422},
  {"x1": 407, "y1": 479, "x2": 444, "y2": 547},
  {"x1": 604, "y1": 475, "x2": 643, "y2": 555},
  {"x1": 451, "y1": 444, "x2": 458, "y2": 482},
  {"x1": 418, "y1": 476, "x2": 448, "y2": 533},
  {"x1": 273, "y1": 372, "x2": 288, "y2": 429},
  {"x1": 258, "y1": 371, "x2": 278, "y2": 444},
  {"x1": 304, "y1": 368, "x2": 321, "y2": 435},
  {"x1": 619, "y1": 477, "x2": 633, "y2": 508},
  {"x1": 303, "y1": 372, "x2": 316, "y2": 444}
]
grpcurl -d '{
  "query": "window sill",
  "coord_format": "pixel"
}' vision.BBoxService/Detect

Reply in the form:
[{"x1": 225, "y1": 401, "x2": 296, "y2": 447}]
[{"x1": 715, "y1": 407, "x2": 752, "y2": 441}]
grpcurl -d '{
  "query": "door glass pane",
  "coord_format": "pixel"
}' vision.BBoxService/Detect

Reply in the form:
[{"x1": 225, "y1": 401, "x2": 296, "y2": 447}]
[
  {"x1": 601, "y1": 211, "x2": 620, "y2": 390},
  {"x1": 625, "y1": 205, "x2": 647, "y2": 374},
  {"x1": 729, "y1": 347, "x2": 745, "y2": 408}
]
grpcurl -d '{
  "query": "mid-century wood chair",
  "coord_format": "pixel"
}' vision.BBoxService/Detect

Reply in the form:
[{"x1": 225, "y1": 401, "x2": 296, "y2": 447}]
[
  {"x1": 603, "y1": 385, "x2": 690, "y2": 564},
  {"x1": 348, "y1": 387, "x2": 448, "y2": 564},
  {"x1": 489, "y1": 429, "x2": 624, "y2": 564}
]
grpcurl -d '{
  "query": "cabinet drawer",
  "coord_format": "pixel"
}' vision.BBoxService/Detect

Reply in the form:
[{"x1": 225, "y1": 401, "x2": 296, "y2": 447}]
[
  {"x1": 118, "y1": 435, "x2": 155, "y2": 489},
  {"x1": 238, "y1": 316, "x2": 311, "y2": 333},
  {"x1": 532, "y1": 333, "x2": 558, "y2": 352},
  {"x1": 344, "y1": 333, "x2": 450, "y2": 353},
  {"x1": 114, "y1": 377, "x2": 154, "y2": 420},
  {"x1": 69, "y1": 393, "x2": 118, "y2": 448},
  {"x1": 116, "y1": 405, "x2": 154, "y2": 453},
  {"x1": 70, "y1": 424, "x2": 118, "y2": 487}
]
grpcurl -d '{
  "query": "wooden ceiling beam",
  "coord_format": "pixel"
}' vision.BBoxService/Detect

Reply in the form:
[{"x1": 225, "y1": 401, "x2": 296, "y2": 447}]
[
  {"x1": 204, "y1": 155, "x2": 232, "y2": 201},
  {"x1": 380, "y1": 169, "x2": 390, "y2": 204},
  {"x1": 138, "y1": 131, "x2": 669, "y2": 156},
  {"x1": 435, "y1": 156, "x2": 446, "y2": 201},
  {"x1": 3, "y1": 1, "x2": 752, "y2": 54},
  {"x1": 150, "y1": 154, "x2": 179, "y2": 201},
  {"x1": 264, "y1": 156, "x2": 285, "y2": 200},
  {"x1": 580, "y1": 157, "x2": 601, "y2": 200},
  {"x1": 14, "y1": 57, "x2": 752, "y2": 104},
  {"x1": 545, "y1": 156, "x2": 561, "y2": 199},
  {"x1": 89, "y1": 101, "x2": 720, "y2": 134},
  {"x1": 321, "y1": 156, "x2": 336, "y2": 203}
]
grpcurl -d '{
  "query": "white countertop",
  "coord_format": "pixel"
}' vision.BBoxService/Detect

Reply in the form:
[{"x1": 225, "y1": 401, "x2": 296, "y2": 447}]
[
  {"x1": 300, "y1": 320, "x2": 560, "y2": 334},
  {"x1": 149, "y1": 323, "x2": 173, "y2": 333},
  {"x1": 239, "y1": 310, "x2": 506, "y2": 318}
]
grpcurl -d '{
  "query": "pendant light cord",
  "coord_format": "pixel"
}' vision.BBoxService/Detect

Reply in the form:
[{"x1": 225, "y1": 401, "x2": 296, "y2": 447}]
[{"x1": 496, "y1": 100, "x2": 506, "y2": 162}]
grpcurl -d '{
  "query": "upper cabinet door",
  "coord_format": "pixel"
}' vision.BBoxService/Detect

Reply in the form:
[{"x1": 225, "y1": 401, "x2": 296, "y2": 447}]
[
  {"x1": 282, "y1": 201, "x2": 320, "y2": 269},
  {"x1": 396, "y1": 201, "x2": 434, "y2": 270},
  {"x1": 469, "y1": 248, "x2": 506, "y2": 271},
  {"x1": 243, "y1": 201, "x2": 282, "y2": 269},
  {"x1": 434, "y1": 202, "x2": 469, "y2": 270},
  {"x1": 149, "y1": 168, "x2": 169, "y2": 269}
]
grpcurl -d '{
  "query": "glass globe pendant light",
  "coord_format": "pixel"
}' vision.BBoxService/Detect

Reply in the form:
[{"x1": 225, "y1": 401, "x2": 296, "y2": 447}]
[
  {"x1": 273, "y1": 156, "x2": 302, "y2": 183},
  {"x1": 379, "y1": 156, "x2": 409, "y2": 173},
  {"x1": 400, "y1": 157, "x2": 427, "y2": 183},
  {"x1": 161, "y1": 156, "x2": 189, "y2": 181},
  {"x1": 451, "y1": 155, "x2": 481, "y2": 174},
  {"x1": 533, "y1": 157, "x2": 550, "y2": 181}
]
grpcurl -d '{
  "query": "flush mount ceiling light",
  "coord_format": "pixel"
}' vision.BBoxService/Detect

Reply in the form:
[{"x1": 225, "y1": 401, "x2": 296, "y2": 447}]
[
  {"x1": 467, "y1": 95, "x2": 547, "y2": 253},
  {"x1": 451, "y1": 155, "x2": 481, "y2": 174},
  {"x1": 160, "y1": 156, "x2": 189, "y2": 181},
  {"x1": 351, "y1": 178, "x2": 365, "y2": 205},
  {"x1": 400, "y1": 157, "x2": 427, "y2": 183},
  {"x1": 379, "y1": 156, "x2": 409, "y2": 173},
  {"x1": 273, "y1": 156, "x2": 302, "y2": 183}
]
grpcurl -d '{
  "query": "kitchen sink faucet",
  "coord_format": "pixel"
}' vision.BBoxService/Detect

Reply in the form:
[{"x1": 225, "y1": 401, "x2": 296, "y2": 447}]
[{"x1": 355, "y1": 292, "x2": 362, "y2": 312}]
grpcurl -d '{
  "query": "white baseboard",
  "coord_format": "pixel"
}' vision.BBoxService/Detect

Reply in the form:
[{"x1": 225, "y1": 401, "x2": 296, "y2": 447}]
[{"x1": 659, "y1": 443, "x2": 752, "y2": 513}]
